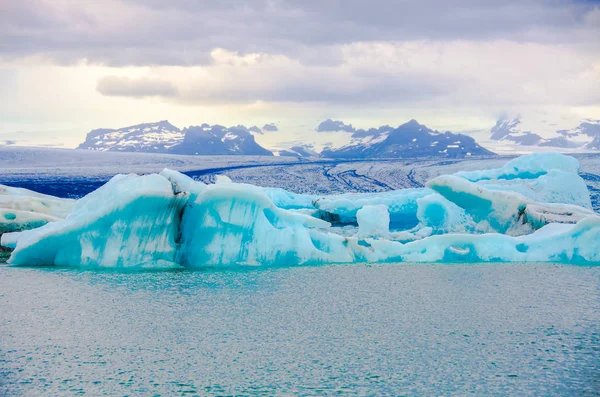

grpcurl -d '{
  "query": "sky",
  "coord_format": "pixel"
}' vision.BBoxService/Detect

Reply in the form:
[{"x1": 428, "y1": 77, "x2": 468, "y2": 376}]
[{"x1": 0, "y1": 0, "x2": 599, "y2": 148}]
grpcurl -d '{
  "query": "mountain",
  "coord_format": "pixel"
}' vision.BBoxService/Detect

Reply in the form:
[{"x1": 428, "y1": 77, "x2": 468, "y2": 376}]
[
  {"x1": 79, "y1": 121, "x2": 273, "y2": 156},
  {"x1": 490, "y1": 119, "x2": 543, "y2": 146},
  {"x1": 275, "y1": 145, "x2": 319, "y2": 157},
  {"x1": 490, "y1": 117, "x2": 600, "y2": 149},
  {"x1": 171, "y1": 124, "x2": 272, "y2": 156},
  {"x1": 78, "y1": 120, "x2": 184, "y2": 152},
  {"x1": 321, "y1": 119, "x2": 494, "y2": 158},
  {"x1": 317, "y1": 119, "x2": 356, "y2": 133},
  {"x1": 262, "y1": 123, "x2": 278, "y2": 132}
]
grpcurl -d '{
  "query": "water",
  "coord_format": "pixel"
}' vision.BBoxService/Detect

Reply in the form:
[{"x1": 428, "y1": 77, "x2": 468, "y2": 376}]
[{"x1": 1, "y1": 263, "x2": 599, "y2": 396}]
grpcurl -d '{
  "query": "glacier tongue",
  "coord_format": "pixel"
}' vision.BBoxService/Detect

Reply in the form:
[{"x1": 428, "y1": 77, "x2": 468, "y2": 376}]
[{"x1": 1, "y1": 152, "x2": 599, "y2": 268}]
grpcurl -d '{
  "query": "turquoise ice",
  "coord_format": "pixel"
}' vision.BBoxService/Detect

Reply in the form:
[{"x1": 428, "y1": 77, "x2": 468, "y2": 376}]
[{"x1": 2, "y1": 153, "x2": 598, "y2": 267}]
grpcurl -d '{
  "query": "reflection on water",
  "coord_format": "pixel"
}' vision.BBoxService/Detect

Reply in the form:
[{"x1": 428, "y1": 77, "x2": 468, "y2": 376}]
[{"x1": 1, "y1": 263, "x2": 599, "y2": 396}]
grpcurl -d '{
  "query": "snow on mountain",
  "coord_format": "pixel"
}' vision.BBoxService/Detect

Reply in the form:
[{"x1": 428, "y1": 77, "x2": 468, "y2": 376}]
[
  {"x1": 172, "y1": 124, "x2": 273, "y2": 156},
  {"x1": 79, "y1": 121, "x2": 273, "y2": 156},
  {"x1": 274, "y1": 145, "x2": 319, "y2": 157},
  {"x1": 490, "y1": 118, "x2": 544, "y2": 146},
  {"x1": 321, "y1": 119, "x2": 494, "y2": 158},
  {"x1": 490, "y1": 117, "x2": 600, "y2": 150},
  {"x1": 78, "y1": 120, "x2": 184, "y2": 152}
]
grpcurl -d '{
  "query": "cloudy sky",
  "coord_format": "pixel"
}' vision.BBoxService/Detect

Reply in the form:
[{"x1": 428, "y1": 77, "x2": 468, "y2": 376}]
[{"x1": 1, "y1": 0, "x2": 599, "y2": 148}]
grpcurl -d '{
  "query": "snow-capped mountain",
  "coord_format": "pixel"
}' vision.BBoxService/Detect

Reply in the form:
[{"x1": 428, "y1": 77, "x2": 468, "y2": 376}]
[
  {"x1": 490, "y1": 117, "x2": 600, "y2": 150},
  {"x1": 78, "y1": 120, "x2": 184, "y2": 152},
  {"x1": 171, "y1": 124, "x2": 272, "y2": 156},
  {"x1": 274, "y1": 145, "x2": 319, "y2": 157},
  {"x1": 79, "y1": 121, "x2": 274, "y2": 156},
  {"x1": 317, "y1": 119, "x2": 356, "y2": 133},
  {"x1": 79, "y1": 119, "x2": 494, "y2": 158},
  {"x1": 321, "y1": 119, "x2": 494, "y2": 158},
  {"x1": 490, "y1": 119, "x2": 544, "y2": 146}
]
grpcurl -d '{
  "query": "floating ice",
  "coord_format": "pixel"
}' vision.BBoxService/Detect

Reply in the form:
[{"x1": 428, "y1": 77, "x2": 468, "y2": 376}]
[
  {"x1": 428, "y1": 174, "x2": 597, "y2": 235},
  {"x1": 2, "y1": 153, "x2": 599, "y2": 267},
  {"x1": 313, "y1": 189, "x2": 430, "y2": 229},
  {"x1": 356, "y1": 205, "x2": 390, "y2": 239},
  {"x1": 3, "y1": 174, "x2": 183, "y2": 267},
  {"x1": 455, "y1": 152, "x2": 591, "y2": 208},
  {"x1": 416, "y1": 194, "x2": 474, "y2": 234},
  {"x1": 0, "y1": 184, "x2": 75, "y2": 233}
]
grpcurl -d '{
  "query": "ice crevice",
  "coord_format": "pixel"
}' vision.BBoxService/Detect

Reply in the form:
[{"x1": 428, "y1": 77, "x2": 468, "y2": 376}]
[{"x1": 1, "y1": 152, "x2": 599, "y2": 268}]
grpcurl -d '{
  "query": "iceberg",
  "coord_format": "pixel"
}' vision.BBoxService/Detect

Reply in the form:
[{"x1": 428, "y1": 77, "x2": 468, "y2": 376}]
[
  {"x1": 313, "y1": 189, "x2": 430, "y2": 229},
  {"x1": 427, "y1": 174, "x2": 597, "y2": 235},
  {"x1": 454, "y1": 153, "x2": 591, "y2": 208},
  {"x1": 0, "y1": 184, "x2": 75, "y2": 233},
  {"x1": 3, "y1": 174, "x2": 184, "y2": 268},
  {"x1": 356, "y1": 205, "x2": 390, "y2": 239},
  {"x1": 2, "y1": 153, "x2": 599, "y2": 268}
]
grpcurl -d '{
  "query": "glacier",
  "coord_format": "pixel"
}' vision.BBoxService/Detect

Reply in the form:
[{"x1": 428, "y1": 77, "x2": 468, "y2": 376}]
[{"x1": 1, "y1": 152, "x2": 599, "y2": 268}]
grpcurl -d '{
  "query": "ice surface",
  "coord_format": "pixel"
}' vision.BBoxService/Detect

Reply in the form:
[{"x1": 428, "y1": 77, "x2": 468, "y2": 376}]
[
  {"x1": 356, "y1": 205, "x2": 390, "y2": 239},
  {"x1": 313, "y1": 189, "x2": 430, "y2": 229},
  {"x1": 416, "y1": 194, "x2": 474, "y2": 234},
  {"x1": 455, "y1": 152, "x2": 580, "y2": 181},
  {"x1": 3, "y1": 174, "x2": 183, "y2": 267},
  {"x1": 428, "y1": 173, "x2": 597, "y2": 235},
  {"x1": 454, "y1": 153, "x2": 591, "y2": 208},
  {"x1": 262, "y1": 187, "x2": 319, "y2": 210},
  {"x1": 0, "y1": 184, "x2": 75, "y2": 233},
  {"x1": 2, "y1": 153, "x2": 599, "y2": 267}
]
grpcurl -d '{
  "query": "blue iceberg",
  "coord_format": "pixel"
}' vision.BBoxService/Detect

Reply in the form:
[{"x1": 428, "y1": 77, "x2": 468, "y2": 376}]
[
  {"x1": 2, "y1": 153, "x2": 598, "y2": 268},
  {"x1": 0, "y1": 184, "x2": 75, "y2": 234}
]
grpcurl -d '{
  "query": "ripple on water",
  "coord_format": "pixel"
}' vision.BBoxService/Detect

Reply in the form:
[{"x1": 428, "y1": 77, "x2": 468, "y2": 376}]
[{"x1": 1, "y1": 263, "x2": 599, "y2": 396}]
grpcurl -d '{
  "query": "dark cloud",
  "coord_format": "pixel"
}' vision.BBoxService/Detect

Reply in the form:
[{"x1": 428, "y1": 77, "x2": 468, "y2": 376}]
[
  {"x1": 0, "y1": 0, "x2": 598, "y2": 66},
  {"x1": 96, "y1": 76, "x2": 179, "y2": 97}
]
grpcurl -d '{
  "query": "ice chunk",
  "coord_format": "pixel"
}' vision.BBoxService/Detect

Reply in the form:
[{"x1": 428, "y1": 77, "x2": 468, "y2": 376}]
[
  {"x1": 0, "y1": 209, "x2": 61, "y2": 234},
  {"x1": 427, "y1": 174, "x2": 597, "y2": 235},
  {"x1": 262, "y1": 187, "x2": 319, "y2": 210},
  {"x1": 0, "y1": 184, "x2": 75, "y2": 218},
  {"x1": 455, "y1": 152, "x2": 580, "y2": 181},
  {"x1": 455, "y1": 153, "x2": 591, "y2": 208},
  {"x1": 0, "y1": 184, "x2": 75, "y2": 233},
  {"x1": 3, "y1": 154, "x2": 599, "y2": 268},
  {"x1": 479, "y1": 169, "x2": 592, "y2": 209},
  {"x1": 215, "y1": 175, "x2": 232, "y2": 184},
  {"x1": 159, "y1": 168, "x2": 205, "y2": 196},
  {"x1": 314, "y1": 189, "x2": 430, "y2": 229},
  {"x1": 3, "y1": 174, "x2": 184, "y2": 268},
  {"x1": 427, "y1": 175, "x2": 526, "y2": 233},
  {"x1": 384, "y1": 218, "x2": 600, "y2": 264},
  {"x1": 176, "y1": 183, "x2": 345, "y2": 267},
  {"x1": 416, "y1": 194, "x2": 475, "y2": 233},
  {"x1": 356, "y1": 205, "x2": 390, "y2": 239}
]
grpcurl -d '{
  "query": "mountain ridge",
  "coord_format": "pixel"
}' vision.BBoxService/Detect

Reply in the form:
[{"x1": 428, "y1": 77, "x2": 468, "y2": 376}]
[
  {"x1": 78, "y1": 119, "x2": 495, "y2": 158},
  {"x1": 489, "y1": 117, "x2": 600, "y2": 150}
]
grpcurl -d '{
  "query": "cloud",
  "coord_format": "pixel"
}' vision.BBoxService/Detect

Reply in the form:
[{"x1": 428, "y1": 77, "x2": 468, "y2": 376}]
[
  {"x1": 93, "y1": 41, "x2": 600, "y2": 109},
  {"x1": 1, "y1": 1, "x2": 599, "y2": 66},
  {"x1": 96, "y1": 76, "x2": 178, "y2": 97},
  {"x1": 1, "y1": 0, "x2": 600, "y2": 142}
]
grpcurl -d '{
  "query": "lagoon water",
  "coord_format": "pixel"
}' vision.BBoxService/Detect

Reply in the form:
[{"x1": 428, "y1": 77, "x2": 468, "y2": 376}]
[{"x1": 1, "y1": 263, "x2": 599, "y2": 396}]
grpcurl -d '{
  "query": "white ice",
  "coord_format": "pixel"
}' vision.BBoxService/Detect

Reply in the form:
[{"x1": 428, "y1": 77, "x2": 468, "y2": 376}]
[
  {"x1": 0, "y1": 184, "x2": 75, "y2": 233},
  {"x1": 2, "y1": 153, "x2": 599, "y2": 267}
]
